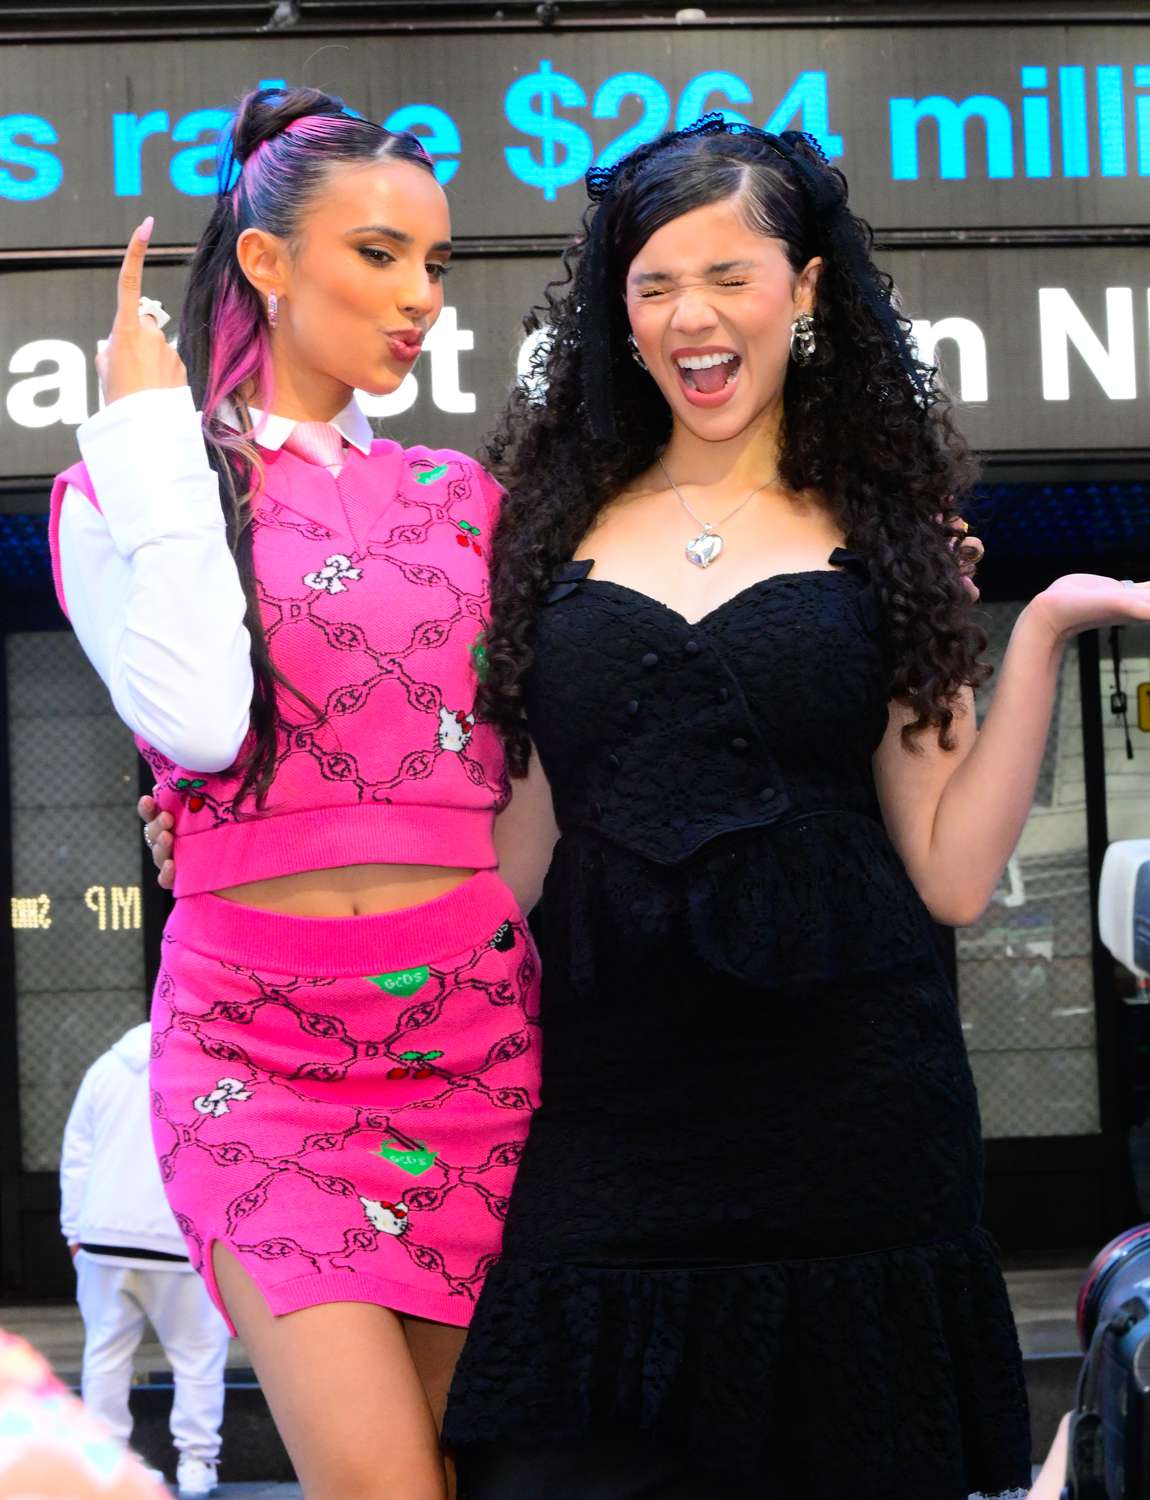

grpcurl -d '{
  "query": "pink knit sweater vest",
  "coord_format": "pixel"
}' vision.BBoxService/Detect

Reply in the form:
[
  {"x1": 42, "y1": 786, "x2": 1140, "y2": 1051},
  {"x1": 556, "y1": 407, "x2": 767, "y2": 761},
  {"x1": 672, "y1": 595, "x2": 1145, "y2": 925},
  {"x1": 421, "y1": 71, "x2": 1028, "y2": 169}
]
[{"x1": 49, "y1": 439, "x2": 509, "y2": 896}]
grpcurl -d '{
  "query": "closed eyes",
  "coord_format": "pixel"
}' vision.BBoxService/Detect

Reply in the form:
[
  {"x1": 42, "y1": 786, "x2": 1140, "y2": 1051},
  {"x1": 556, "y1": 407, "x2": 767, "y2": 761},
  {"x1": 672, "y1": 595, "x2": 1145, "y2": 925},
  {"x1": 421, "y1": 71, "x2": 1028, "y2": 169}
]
[{"x1": 637, "y1": 279, "x2": 749, "y2": 300}]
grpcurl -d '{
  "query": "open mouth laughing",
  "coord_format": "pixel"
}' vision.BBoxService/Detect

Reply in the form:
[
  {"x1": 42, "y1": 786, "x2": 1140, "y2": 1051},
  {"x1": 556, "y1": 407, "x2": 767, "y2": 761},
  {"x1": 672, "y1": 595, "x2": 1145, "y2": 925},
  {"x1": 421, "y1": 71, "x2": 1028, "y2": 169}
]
[{"x1": 672, "y1": 346, "x2": 743, "y2": 407}]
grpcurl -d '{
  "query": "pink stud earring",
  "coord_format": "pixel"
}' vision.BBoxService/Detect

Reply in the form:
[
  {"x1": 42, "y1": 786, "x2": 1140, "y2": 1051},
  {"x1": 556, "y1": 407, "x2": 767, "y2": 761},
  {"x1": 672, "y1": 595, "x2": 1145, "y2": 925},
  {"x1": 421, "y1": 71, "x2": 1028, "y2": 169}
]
[{"x1": 267, "y1": 291, "x2": 279, "y2": 328}]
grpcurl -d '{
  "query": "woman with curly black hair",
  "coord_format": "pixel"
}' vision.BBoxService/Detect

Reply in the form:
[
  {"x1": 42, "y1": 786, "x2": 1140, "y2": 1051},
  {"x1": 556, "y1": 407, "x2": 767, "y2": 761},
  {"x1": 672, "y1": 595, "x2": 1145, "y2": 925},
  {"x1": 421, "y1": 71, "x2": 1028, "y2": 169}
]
[{"x1": 439, "y1": 120, "x2": 1150, "y2": 1498}]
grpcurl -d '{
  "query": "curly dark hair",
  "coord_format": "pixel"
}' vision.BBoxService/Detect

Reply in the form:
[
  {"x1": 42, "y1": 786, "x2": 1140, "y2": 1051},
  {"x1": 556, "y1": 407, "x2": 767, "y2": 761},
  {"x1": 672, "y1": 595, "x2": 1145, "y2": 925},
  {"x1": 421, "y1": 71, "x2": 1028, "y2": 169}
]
[{"x1": 478, "y1": 122, "x2": 989, "y2": 777}]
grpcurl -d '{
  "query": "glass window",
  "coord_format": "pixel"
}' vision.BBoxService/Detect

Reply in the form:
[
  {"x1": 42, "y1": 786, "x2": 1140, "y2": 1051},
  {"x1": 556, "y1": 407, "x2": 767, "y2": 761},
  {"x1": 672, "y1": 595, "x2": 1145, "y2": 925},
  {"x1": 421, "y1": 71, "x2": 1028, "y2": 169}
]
[
  {"x1": 956, "y1": 602, "x2": 1099, "y2": 1137},
  {"x1": 1100, "y1": 621, "x2": 1150, "y2": 1214},
  {"x1": 7, "y1": 632, "x2": 147, "y2": 1171},
  {"x1": 1102, "y1": 621, "x2": 1150, "y2": 842}
]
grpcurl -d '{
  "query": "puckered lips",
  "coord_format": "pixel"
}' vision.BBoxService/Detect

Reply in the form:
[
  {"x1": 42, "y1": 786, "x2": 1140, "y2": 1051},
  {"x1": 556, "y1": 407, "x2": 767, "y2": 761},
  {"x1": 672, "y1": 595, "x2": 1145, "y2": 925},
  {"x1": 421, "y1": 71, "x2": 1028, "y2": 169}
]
[
  {"x1": 670, "y1": 344, "x2": 743, "y2": 408},
  {"x1": 386, "y1": 327, "x2": 425, "y2": 364}
]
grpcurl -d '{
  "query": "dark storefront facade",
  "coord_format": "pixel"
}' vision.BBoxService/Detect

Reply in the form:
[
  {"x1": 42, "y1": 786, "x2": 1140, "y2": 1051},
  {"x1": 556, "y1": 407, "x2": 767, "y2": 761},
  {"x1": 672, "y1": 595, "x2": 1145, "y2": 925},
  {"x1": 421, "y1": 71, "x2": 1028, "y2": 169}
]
[{"x1": 2, "y1": 0, "x2": 1148, "y2": 1298}]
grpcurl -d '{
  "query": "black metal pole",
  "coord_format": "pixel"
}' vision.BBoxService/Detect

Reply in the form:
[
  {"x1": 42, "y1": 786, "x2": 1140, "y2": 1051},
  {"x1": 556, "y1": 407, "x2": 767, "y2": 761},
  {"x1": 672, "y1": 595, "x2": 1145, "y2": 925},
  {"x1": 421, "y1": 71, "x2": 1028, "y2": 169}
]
[
  {"x1": 1079, "y1": 628, "x2": 1135, "y2": 1233},
  {"x1": 138, "y1": 757, "x2": 172, "y2": 1000}
]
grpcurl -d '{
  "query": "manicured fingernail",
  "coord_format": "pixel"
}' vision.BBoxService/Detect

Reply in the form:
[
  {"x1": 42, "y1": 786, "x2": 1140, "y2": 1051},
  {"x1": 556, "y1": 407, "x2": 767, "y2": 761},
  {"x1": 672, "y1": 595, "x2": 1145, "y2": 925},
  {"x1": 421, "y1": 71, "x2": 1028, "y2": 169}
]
[{"x1": 138, "y1": 215, "x2": 155, "y2": 243}]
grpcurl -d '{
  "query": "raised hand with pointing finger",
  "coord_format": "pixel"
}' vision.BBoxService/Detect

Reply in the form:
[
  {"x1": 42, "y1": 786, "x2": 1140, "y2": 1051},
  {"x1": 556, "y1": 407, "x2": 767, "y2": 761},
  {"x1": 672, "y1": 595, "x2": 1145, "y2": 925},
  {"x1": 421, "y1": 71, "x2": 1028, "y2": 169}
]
[{"x1": 95, "y1": 216, "x2": 187, "y2": 406}]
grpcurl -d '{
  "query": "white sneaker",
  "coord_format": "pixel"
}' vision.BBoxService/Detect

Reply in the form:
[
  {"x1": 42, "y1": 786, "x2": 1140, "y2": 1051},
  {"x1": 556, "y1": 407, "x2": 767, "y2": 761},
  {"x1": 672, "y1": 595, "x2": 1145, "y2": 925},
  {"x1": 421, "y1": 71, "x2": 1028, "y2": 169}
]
[{"x1": 175, "y1": 1455, "x2": 219, "y2": 1498}]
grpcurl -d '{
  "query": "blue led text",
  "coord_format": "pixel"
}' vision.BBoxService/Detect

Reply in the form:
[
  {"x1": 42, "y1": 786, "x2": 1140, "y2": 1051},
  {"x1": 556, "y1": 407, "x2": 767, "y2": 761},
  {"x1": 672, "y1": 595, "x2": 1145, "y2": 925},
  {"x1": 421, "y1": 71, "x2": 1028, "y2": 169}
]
[{"x1": 891, "y1": 63, "x2": 1150, "y2": 180}]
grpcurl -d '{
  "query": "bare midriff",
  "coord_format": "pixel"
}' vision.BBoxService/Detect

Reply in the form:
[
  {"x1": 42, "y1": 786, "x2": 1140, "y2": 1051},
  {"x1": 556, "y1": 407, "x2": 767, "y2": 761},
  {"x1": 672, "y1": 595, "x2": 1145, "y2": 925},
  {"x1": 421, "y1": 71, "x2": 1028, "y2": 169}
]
[{"x1": 213, "y1": 863, "x2": 476, "y2": 918}]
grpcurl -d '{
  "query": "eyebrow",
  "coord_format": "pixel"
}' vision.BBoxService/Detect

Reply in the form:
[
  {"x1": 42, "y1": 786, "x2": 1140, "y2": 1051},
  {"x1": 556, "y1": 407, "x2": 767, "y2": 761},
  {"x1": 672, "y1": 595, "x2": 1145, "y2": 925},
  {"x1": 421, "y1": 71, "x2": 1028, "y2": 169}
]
[
  {"x1": 345, "y1": 224, "x2": 453, "y2": 254},
  {"x1": 630, "y1": 259, "x2": 756, "y2": 285}
]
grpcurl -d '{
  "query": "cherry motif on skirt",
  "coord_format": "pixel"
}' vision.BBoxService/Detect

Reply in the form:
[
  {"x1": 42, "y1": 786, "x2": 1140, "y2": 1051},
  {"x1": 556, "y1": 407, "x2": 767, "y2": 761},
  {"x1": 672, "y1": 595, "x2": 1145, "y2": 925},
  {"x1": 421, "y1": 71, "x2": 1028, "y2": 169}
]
[
  {"x1": 387, "y1": 1049, "x2": 444, "y2": 1081},
  {"x1": 176, "y1": 776, "x2": 207, "y2": 812},
  {"x1": 454, "y1": 519, "x2": 483, "y2": 556}
]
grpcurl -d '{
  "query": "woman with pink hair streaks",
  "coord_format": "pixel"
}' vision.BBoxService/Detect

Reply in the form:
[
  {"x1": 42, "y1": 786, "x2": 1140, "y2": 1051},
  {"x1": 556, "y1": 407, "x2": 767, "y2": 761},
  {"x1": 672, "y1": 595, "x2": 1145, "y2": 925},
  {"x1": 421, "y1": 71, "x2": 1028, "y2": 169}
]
[{"x1": 47, "y1": 86, "x2": 545, "y2": 1500}]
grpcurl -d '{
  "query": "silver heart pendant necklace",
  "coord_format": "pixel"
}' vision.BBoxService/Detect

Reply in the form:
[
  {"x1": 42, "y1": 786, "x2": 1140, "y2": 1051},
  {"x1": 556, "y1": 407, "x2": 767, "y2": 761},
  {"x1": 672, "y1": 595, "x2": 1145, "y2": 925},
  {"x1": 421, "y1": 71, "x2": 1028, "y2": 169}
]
[{"x1": 657, "y1": 455, "x2": 779, "y2": 570}]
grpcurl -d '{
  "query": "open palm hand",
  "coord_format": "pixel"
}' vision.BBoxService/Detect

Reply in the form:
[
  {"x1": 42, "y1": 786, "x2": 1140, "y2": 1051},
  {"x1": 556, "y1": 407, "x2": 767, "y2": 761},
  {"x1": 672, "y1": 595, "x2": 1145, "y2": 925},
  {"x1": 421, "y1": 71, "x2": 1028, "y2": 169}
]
[{"x1": 1031, "y1": 572, "x2": 1150, "y2": 641}]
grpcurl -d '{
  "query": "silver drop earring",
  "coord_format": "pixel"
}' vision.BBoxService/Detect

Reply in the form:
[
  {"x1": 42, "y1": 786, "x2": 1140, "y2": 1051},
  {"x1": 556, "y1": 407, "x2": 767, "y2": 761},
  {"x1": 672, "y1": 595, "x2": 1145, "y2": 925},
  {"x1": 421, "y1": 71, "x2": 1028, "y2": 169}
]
[
  {"x1": 267, "y1": 290, "x2": 279, "y2": 328},
  {"x1": 789, "y1": 311, "x2": 816, "y2": 364},
  {"x1": 627, "y1": 332, "x2": 648, "y2": 372}
]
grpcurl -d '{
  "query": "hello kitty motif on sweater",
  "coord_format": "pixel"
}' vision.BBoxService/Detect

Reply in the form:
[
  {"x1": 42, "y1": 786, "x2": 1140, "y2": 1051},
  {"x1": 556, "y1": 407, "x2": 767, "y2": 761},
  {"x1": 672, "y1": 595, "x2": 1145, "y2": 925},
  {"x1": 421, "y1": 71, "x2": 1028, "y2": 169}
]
[{"x1": 48, "y1": 440, "x2": 509, "y2": 897}]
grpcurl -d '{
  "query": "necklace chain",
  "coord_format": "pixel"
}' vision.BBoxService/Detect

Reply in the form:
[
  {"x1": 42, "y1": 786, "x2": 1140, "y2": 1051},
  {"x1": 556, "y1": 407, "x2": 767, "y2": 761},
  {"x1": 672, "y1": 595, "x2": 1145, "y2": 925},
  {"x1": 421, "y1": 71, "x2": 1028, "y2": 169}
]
[{"x1": 657, "y1": 454, "x2": 778, "y2": 535}]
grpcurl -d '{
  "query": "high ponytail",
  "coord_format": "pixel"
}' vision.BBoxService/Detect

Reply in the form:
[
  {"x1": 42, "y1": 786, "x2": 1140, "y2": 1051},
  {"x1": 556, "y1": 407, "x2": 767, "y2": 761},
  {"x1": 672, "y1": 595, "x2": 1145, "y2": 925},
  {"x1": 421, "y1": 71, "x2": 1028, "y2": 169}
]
[{"x1": 178, "y1": 85, "x2": 434, "y2": 806}]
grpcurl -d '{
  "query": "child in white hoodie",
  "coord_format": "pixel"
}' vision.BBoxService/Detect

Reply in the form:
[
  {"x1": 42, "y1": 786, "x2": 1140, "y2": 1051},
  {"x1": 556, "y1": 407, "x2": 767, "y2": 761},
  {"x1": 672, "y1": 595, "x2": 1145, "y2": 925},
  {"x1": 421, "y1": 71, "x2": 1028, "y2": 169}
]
[{"x1": 60, "y1": 1024, "x2": 229, "y2": 1499}]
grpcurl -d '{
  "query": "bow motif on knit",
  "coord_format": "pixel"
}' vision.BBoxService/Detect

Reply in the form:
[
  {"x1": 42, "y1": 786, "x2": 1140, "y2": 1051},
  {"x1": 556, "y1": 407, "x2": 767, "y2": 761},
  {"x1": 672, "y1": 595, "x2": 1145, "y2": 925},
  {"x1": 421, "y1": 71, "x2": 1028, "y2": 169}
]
[
  {"x1": 303, "y1": 553, "x2": 363, "y2": 595},
  {"x1": 193, "y1": 1077, "x2": 253, "y2": 1118}
]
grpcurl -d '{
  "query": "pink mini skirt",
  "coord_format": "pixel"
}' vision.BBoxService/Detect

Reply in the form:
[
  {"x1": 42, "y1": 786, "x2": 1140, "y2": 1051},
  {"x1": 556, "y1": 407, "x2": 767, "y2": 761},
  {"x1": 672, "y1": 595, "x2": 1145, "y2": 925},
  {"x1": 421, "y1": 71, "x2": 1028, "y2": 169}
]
[{"x1": 149, "y1": 872, "x2": 540, "y2": 1332}]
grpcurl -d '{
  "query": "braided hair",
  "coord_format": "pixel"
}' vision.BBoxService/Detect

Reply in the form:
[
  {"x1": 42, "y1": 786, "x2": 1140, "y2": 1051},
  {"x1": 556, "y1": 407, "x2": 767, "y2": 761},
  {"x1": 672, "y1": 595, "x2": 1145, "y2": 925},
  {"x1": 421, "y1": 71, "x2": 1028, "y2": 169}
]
[{"x1": 478, "y1": 118, "x2": 989, "y2": 776}]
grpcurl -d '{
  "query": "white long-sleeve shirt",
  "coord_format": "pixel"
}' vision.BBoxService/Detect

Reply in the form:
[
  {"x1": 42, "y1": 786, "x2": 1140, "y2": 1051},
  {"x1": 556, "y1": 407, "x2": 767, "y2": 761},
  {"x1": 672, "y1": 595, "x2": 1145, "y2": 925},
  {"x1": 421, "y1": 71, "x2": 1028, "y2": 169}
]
[
  {"x1": 60, "y1": 1024, "x2": 192, "y2": 1266},
  {"x1": 58, "y1": 387, "x2": 374, "y2": 772}
]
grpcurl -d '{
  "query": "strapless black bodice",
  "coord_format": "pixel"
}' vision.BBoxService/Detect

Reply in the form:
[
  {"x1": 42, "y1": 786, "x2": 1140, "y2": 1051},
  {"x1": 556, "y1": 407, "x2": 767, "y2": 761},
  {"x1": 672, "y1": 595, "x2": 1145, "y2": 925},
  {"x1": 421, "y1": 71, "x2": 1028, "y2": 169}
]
[{"x1": 527, "y1": 549, "x2": 887, "y2": 864}]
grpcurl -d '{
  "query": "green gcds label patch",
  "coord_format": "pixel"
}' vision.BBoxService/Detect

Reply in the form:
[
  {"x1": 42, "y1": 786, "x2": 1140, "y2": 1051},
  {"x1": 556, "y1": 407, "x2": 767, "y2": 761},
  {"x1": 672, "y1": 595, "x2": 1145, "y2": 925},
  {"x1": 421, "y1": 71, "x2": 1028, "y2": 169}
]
[
  {"x1": 377, "y1": 1139, "x2": 438, "y2": 1176},
  {"x1": 366, "y1": 966, "x2": 430, "y2": 997},
  {"x1": 416, "y1": 463, "x2": 449, "y2": 486},
  {"x1": 470, "y1": 631, "x2": 490, "y2": 683}
]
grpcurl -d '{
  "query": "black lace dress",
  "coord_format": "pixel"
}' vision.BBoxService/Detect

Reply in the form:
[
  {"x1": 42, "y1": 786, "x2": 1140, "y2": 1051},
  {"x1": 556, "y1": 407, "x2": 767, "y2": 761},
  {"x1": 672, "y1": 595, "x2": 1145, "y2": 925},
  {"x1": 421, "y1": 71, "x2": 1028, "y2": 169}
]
[{"x1": 445, "y1": 551, "x2": 1031, "y2": 1500}]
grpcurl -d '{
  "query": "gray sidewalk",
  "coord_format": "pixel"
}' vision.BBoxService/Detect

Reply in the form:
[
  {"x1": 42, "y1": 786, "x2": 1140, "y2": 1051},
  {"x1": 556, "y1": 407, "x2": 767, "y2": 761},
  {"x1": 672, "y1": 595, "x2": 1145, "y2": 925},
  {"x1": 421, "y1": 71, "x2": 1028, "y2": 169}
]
[
  {"x1": 3, "y1": 1260, "x2": 1086, "y2": 1368},
  {"x1": 4, "y1": 1264, "x2": 1082, "y2": 1489},
  {"x1": 181, "y1": 1488, "x2": 300, "y2": 1498}
]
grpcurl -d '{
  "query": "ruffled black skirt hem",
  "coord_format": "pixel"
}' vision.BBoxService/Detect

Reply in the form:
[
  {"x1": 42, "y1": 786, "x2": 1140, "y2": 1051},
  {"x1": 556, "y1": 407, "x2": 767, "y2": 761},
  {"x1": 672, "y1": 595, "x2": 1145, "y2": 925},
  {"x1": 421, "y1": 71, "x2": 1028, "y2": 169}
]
[{"x1": 445, "y1": 1226, "x2": 1032, "y2": 1500}]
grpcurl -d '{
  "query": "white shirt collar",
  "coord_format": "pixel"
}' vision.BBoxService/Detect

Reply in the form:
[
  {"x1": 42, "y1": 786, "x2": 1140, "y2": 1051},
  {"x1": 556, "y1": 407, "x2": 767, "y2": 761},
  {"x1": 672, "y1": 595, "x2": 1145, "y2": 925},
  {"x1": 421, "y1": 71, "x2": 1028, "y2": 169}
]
[{"x1": 219, "y1": 397, "x2": 375, "y2": 458}]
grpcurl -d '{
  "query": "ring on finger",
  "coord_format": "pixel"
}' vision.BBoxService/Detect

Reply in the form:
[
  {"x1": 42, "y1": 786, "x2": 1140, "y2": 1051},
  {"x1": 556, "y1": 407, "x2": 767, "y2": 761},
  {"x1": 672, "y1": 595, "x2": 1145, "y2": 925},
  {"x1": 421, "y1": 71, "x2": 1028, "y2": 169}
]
[
  {"x1": 144, "y1": 829, "x2": 154, "y2": 849},
  {"x1": 137, "y1": 296, "x2": 170, "y2": 330},
  {"x1": 1122, "y1": 579, "x2": 1137, "y2": 589}
]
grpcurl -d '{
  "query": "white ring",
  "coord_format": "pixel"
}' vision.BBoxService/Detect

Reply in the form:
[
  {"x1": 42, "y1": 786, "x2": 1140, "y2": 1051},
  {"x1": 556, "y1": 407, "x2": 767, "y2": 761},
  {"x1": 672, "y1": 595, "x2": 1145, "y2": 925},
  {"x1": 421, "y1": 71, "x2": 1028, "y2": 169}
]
[
  {"x1": 1122, "y1": 579, "x2": 1137, "y2": 589},
  {"x1": 138, "y1": 295, "x2": 170, "y2": 330}
]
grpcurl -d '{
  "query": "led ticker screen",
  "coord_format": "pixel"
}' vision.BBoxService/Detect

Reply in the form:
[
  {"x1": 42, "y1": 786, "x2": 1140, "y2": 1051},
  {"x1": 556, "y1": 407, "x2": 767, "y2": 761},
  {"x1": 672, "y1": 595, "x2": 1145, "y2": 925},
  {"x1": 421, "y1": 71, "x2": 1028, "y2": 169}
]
[
  {"x1": 11, "y1": 886, "x2": 141, "y2": 932},
  {"x1": 1, "y1": 245, "x2": 1148, "y2": 480},
  {"x1": 0, "y1": 21, "x2": 1146, "y2": 478},
  {"x1": 0, "y1": 24, "x2": 1145, "y2": 250}
]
